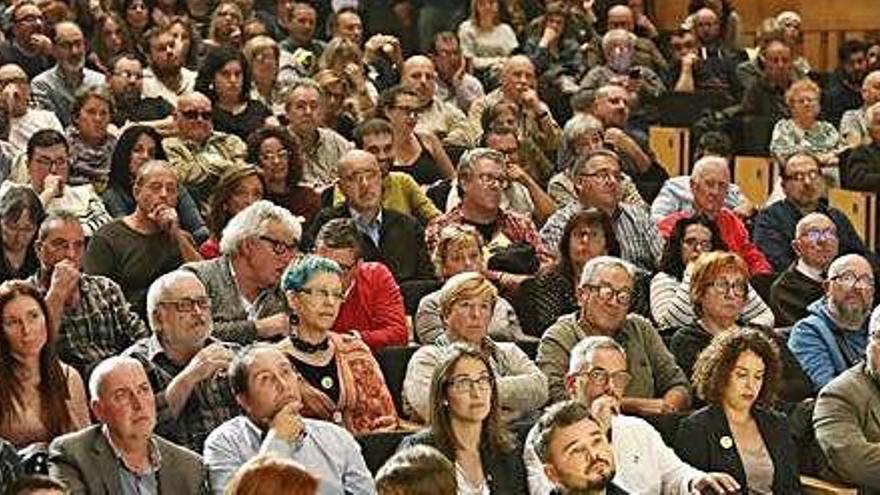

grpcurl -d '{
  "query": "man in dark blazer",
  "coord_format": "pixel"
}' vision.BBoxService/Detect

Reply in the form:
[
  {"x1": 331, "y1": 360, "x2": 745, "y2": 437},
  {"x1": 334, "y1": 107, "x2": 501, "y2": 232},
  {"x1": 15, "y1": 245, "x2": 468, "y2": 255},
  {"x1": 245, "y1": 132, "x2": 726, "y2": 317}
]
[
  {"x1": 303, "y1": 150, "x2": 439, "y2": 313},
  {"x1": 48, "y1": 356, "x2": 207, "y2": 494}
]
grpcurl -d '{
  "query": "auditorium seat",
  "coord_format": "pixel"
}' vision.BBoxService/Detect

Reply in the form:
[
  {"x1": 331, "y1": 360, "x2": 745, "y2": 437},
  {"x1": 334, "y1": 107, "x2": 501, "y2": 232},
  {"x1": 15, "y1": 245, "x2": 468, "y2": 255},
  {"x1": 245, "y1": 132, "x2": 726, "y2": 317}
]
[{"x1": 375, "y1": 345, "x2": 420, "y2": 417}]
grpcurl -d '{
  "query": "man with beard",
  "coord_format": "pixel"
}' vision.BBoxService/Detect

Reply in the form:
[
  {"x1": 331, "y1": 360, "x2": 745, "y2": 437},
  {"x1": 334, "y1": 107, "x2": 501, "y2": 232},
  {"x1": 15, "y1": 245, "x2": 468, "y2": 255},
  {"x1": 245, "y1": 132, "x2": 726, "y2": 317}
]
[
  {"x1": 203, "y1": 344, "x2": 375, "y2": 494},
  {"x1": 527, "y1": 337, "x2": 738, "y2": 495},
  {"x1": 822, "y1": 40, "x2": 869, "y2": 127},
  {"x1": 123, "y1": 270, "x2": 241, "y2": 452},
  {"x1": 142, "y1": 24, "x2": 197, "y2": 107},
  {"x1": 0, "y1": 63, "x2": 62, "y2": 153},
  {"x1": 814, "y1": 305, "x2": 880, "y2": 492},
  {"x1": 30, "y1": 21, "x2": 105, "y2": 127},
  {"x1": 789, "y1": 253, "x2": 875, "y2": 391},
  {"x1": 107, "y1": 53, "x2": 174, "y2": 129},
  {"x1": 183, "y1": 200, "x2": 300, "y2": 345},
  {"x1": 29, "y1": 210, "x2": 149, "y2": 379},
  {"x1": 0, "y1": 1, "x2": 54, "y2": 79}
]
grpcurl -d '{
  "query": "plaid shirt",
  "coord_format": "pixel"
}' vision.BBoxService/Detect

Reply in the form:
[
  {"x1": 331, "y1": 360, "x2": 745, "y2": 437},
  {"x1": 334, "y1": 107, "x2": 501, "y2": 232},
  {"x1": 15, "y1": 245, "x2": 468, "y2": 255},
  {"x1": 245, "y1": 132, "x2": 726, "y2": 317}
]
[
  {"x1": 30, "y1": 272, "x2": 150, "y2": 378},
  {"x1": 123, "y1": 335, "x2": 242, "y2": 453}
]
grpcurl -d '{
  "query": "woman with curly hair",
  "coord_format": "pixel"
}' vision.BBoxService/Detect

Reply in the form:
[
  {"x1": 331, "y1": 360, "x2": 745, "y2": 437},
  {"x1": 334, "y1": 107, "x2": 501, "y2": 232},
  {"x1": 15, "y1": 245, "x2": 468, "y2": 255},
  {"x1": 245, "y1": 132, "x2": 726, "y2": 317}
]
[
  {"x1": 199, "y1": 165, "x2": 264, "y2": 259},
  {"x1": 194, "y1": 47, "x2": 270, "y2": 139},
  {"x1": 674, "y1": 328, "x2": 801, "y2": 494}
]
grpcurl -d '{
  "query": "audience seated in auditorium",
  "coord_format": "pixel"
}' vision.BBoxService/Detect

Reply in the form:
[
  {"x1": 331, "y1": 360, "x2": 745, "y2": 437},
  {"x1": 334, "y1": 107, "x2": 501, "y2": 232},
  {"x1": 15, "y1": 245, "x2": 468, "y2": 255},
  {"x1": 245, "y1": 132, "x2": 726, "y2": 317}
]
[
  {"x1": 48, "y1": 356, "x2": 206, "y2": 493},
  {"x1": 106, "y1": 53, "x2": 175, "y2": 130},
  {"x1": 525, "y1": 336, "x2": 736, "y2": 495},
  {"x1": 183, "y1": 200, "x2": 300, "y2": 344},
  {"x1": 521, "y1": 2, "x2": 587, "y2": 98},
  {"x1": 203, "y1": 344, "x2": 375, "y2": 494},
  {"x1": 581, "y1": 29, "x2": 666, "y2": 103},
  {"x1": 0, "y1": 130, "x2": 112, "y2": 237},
  {"x1": 141, "y1": 24, "x2": 197, "y2": 106},
  {"x1": 0, "y1": 187, "x2": 44, "y2": 281},
  {"x1": 738, "y1": 33, "x2": 800, "y2": 131},
  {"x1": 31, "y1": 211, "x2": 149, "y2": 378},
  {"x1": 399, "y1": 343, "x2": 528, "y2": 493},
  {"x1": 839, "y1": 70, "x2": 880, "y2": 148},
  {"x1": 194, "y1": 48, "x2": 271, "y2": 140},
  {"x1": 65, "y1": 86, "x2": 117, "y2": 186},
  {"x1": 426, "y1": 148, "x2": 552, "y2": 294},
  {"x1": 225, "y1": 455, "x2": 318, "y2": 495},
  {"x1": 0, "y1": 4, "x2": 53, "y2": 80},
  {"x1": 0, "y1": 63, "x2": 62, "y2": 154},
  {"x1": 200, "y1": 165, "x2": 265, "y2": 259},
  {"x1": 375, "y1": 445, "x2": 455, "y2": 495},
  {"x1": 162, "y1": 92, "x2": 248, "y2": 212},
  {"x1": 102, "y1": 126, "x2": 209, "y2": 244},
  {"x1": 542, "y1": 149, "x2": 662, "y2": 273},
  {"x1": 789, "y1": 254, "x2": 874, "y2": 392},
  {"x1": 404, "y1": 272, "x2": 547, "y2": 423},
  {"x1": 479, "y1": 99, "x2": 556, "y2": 188},
  {"x1": 278, "y1": 254, "x2": 399, "y2": 433},
  {"x1": 770, "y1": 213, "x2": 839, "y2": 327},
  {"x1": 754, "y1": 152, "x2": 872, "y2": 274},
  {"x1": 84, "y1": 161, "x2": 202, "y2": 318},
  {"x1": 674, "y1": 329, "x2": 801, "y2": 493},
  {"x1": 123, "y1": 271, "x2": 241, "y2": 452},
  {"x1": 822, "y1": 39, "x2": 869, "y2": 128},
  {"x1": 313, "y1": 218, "x2": 409, "y2": 351},
  {"x1": 662, "y1": 22, "x2": 741, "y2": 101},
  {"x1": 0, "y1": 280, "x2": 90, "y2": 449},
  {"x1": 601, "y1": 4, "x2": 669, "y2": 75},
  {"x1": 844, "y1": 101, "x2": 880, "y2": 190},
  {"x1": 456, "y1": 0, "x2": 518, "y2": 85},
  {"x1": 427, "y1": 31, "x2": 485, "y2": 114},
  {"x1": 537, "y1": 256, "x2": 691, "y2": 413},
  {"x1": 415, "y1": 224, "x2": 525, "y2": 343},
  {"x1": 814, "y1": 305, "x2": 880, "y2": 493}
]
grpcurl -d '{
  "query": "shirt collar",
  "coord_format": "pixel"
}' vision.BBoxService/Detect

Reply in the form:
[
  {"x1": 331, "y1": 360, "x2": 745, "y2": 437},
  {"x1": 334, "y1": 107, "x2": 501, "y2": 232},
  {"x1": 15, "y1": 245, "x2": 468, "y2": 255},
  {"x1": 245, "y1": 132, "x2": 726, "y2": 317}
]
[
  {"x1": 796, "y1": 259, "x2": 825, "y2": 282},
  {"x1": 102, "y1": 425, "x2": 162, "y2": 476},
  {"x1": 349, "y1": 207, "x2": 382, "y2": 227}
]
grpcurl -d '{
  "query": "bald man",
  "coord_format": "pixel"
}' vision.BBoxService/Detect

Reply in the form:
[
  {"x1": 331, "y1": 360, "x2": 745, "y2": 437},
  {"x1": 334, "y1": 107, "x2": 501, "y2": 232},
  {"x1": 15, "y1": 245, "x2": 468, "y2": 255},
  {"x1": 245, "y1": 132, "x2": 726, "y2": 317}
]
[
  {"x1": 0, "y1": 63, "x2": 62, "y2": 153},
  {"x1": 601, "y1": 5, "x2": 668, "y2": 74},
  {"x1": 840, "y1": 70, "x2": 880, "y2": 147}
]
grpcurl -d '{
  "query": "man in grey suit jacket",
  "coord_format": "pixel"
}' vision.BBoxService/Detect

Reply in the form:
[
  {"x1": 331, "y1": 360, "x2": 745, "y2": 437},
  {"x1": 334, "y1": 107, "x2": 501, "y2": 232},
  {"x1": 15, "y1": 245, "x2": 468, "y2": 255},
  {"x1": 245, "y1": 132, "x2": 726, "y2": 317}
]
[
  {"x1": 183, "y1": 200, "x2": 302, "y2": 344},
  {"x1": 814, "y1": 306, "x2": 880, "y2": 494},
  {"x1": 48, "y1": 356, "x2": 208, "y2": 494}
]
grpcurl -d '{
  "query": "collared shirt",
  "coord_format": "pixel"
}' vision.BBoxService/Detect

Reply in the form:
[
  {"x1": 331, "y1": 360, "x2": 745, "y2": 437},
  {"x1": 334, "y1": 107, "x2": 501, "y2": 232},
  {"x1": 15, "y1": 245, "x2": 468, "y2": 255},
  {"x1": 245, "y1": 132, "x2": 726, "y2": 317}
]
[
  {"x1": 103, "y1": 425, "x2": 162, "y2": 495},
  {"x1": 434, "y1": 73, "x2": 485, "y2": 113},
  {"x1": 350, "y1": 208, "x2": 383, "y2": 246},
  {"x1": 445, "y1": 180, "x2": 535, "y2": 218},
  {"x1": 417, "y1": 96, "x2": 480, "y2": 147},
  {"x1": 141, "y1": 67, "x2": 196, "y2": 107},
  {"x1": 203, "y1": 415, "x2": 376, "y2": 495},
  {"x1": 227, "y1": 258, "x2": 271, "y2": 321},
  {"x1": 650, "y1": 176, "x2": 745, "y2": 223},
  {"x1": 298, "y1": 127, "x2": 353, "y2": 190},
  {"x1": 0, "y1": 180, "x2": 113, "y2": 237},
  {"x1": 30, "y1": 65, "x2": 106, "y2": 127},
  {"x1": 796, "y1": 259, "x2": 825, "y2": 282},
  {"x1": 541, "y1": 202, "x2": 662, "y2": 272},
  {"x1": 840, "y1": 107, "x2": 868, "y2": 145},
  {"x1": 162, "y1": 132, "x2": 248, "y2": 210},
  {"x1": 122, "y1": 335, "x2": 241, "y2": 453},
  {"x1": 28, "y1": 271, "x2": 149, "y2": 377}
]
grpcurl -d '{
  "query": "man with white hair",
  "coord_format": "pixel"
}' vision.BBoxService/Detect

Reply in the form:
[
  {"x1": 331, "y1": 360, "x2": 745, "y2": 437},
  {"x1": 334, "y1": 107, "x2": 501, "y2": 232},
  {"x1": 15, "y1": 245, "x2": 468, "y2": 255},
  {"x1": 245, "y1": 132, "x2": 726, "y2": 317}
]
[
  {"x1": 48, "y1": 356, "x2": 207, "y2": 493},
  {"x1": 123, "y1": 270, "x2": 241, "y2": 452},
  {"x1": 770, "y1": 213, "x2": 840, "y2": 327},
  {"x1": 845, "y1": 101, "x2": 880, "y2": 190},
  {"x1": 658, "y1": 155, "x2": 772, "y2": 277},
  {"x1": 0, "y1": 63, "x2": 62, "y2": 153},
  {"x1": 183, "y1": 200, "x2": 301, "y2": 344},
  {"x1": 789, "y1": 253, "x2": 875, "y2": 391},
  {"x1": 814, "y1": 305, "x2": 880, "y2": 491},
  {"x1": 526, "y1": 336, "x2": 739, "y2": 495},
  {"x1": 537, "y1": 256, "x2": 690, "y2": 412},
  {"x1": 580, "y1": 28, "x2": 665, "y2": 100},
  {"x1": 839, "y1": 70, "x2": 880, "y2": 147},
  {"x1": 651, "y1": 161, "x2": 748, "y2": 222},
  {"x1": 602, "y1": 4, "x2": 668, "y2": 75}
]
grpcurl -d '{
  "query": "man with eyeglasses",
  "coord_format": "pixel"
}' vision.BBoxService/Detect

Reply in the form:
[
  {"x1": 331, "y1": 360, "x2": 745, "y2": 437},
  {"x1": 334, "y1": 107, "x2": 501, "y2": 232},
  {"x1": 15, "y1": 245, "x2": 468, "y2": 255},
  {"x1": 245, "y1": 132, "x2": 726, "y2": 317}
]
[
  {"x1": 28, "y1": 210, "x2": 149, "y2": 379},
  {"x1": 537, "y1": 255, "x2": 690, "y2": 411},
  {"x1": 162, "y1": 92, "x2": 248, "y2": 212},
  {"x1": 0, "y1": 63, "x2": 62, "y2": 153},
  {"x1": 789, "y1": 253, "x2": 875, "y2": 391},
  {"x1": 754, "y1": 152, "x2": 874, "y2": 275},
  {"x1": 426, "y1": 148, "x2": 553, "y2": 293},
  {"x1": 123, "y1": 270, "x2": 241, "y2": 452},
  {"x1": 541, "y1": 149, "x2": 662, "y2": 273},
  {"x1": 0, "y1": 1, "x2": 53, "y2": 79},
  {"x1": 527, "y1": 337, "x2": 739, "y2": 495},
  {"x1": 30, "y1": 21, "x2": 105, "y2": 128},
  {"x1": 107, "y1": 53, "x2": 174, "y2": 129},
  {"x1": 659, "y1": 155, "x2": 772, "y2": 279},
  {"x1": 770, "y1": 213, "x2": 840, "y2": 327},
  {"x1": 814, "y1": 305, "x2": 880, "y2": 492},
  {"x1": 304, "y1": 150, "x2": 438, "y2": 315},
  {"x1": 183, "y1": 200, "x2": 301, "y2": 345}
]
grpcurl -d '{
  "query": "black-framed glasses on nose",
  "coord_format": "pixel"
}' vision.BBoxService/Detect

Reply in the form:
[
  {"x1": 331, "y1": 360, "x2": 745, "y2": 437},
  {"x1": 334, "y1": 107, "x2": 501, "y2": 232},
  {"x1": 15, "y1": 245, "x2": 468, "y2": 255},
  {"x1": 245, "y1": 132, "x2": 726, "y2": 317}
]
[
  {"x1": 577, "y1": 367, "x2": 632, "y2": 389},
  {"x1": 33, "y1": 155, "x2": 68, "y2": 172},
  {"x1": 180, "y1": 109, "x2": 213, "y2": 121},
  {"x1": 476, "y1": 173, "x2": 508, "y2": 189},
  {"x1": 158, "y1": 296, "x2": 210, "y2": 312},
  {"x1": 682, "y1": 237, "x2": 712, "y2": 251},
  {"x1": 258, "y1": 235, "x2": 297, "y2": 255},
  {"x1": 581, "y1": 169, "x2": 622, "y2": 183},
  {"x1": 586, "y1": 284, "x2": 632, "y2": 305},
  {"x1": 831, "y1": 271, "x2": 874, "y2": 290},
  {"x1": 446, "y1": 373, "x2": 492, "y2": 394}
]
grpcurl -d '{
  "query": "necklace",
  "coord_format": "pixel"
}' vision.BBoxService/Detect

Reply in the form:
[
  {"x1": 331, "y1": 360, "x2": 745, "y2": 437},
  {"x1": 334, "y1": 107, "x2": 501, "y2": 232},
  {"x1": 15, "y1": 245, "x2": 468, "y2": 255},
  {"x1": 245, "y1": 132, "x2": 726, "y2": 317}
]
[{"x1": 289, "y1": 334, "x2": 329, "y2": 353}]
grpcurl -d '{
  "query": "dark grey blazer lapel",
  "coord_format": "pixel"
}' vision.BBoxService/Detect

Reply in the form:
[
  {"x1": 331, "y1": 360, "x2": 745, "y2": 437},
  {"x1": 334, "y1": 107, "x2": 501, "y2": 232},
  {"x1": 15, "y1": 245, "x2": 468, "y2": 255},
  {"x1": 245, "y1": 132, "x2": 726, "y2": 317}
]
[{"x1": 89, "y1": 430, "x2": 124, "y2": 495}]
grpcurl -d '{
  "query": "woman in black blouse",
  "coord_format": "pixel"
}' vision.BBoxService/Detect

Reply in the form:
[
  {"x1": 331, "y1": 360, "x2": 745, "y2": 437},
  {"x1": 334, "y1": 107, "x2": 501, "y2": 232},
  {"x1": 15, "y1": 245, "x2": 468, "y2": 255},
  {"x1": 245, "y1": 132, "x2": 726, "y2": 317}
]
[
  {"x1": 0, "y1": 187, "x2": 44, "y2": 281},
  {"x1": 194, "y1": 48, "x2": 270, "y2": 140}
]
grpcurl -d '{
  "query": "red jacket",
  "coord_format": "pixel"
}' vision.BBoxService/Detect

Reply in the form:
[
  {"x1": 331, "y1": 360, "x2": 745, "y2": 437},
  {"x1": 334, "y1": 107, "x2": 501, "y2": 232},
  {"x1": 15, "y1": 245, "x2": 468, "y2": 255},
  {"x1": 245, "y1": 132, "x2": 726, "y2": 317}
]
[{"x1": 332, "y1": 262, "x2": 408, "y2": 351}]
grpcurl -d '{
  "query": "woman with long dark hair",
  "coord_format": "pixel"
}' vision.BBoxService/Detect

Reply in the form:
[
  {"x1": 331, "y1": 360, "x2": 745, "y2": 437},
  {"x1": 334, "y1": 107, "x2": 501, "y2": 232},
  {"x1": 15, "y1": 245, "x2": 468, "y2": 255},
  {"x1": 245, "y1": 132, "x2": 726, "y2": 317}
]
[
  {"x1": 0, "y1": 280, "x2": 90, "y2": 448},
  {"x1": 195, "y1": 47, "x2": 270, "y2": 139}
]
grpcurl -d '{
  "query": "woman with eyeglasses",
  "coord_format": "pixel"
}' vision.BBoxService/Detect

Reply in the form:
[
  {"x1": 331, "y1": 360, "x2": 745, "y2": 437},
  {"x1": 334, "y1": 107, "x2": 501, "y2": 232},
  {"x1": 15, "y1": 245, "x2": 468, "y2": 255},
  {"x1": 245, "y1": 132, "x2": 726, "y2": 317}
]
[
  {"x1": 652, "y1": 216, "x2": 774, "y2": 333},
  {"x1": 404, "y1": 271, "x2": 547, "y2": 425},
  {"x1": 674, "y1": 328, "x2": 801, "y2": 494},
  {"x1": 194, "y1": 47, "x2": 270, "y2": 140},
  {"x1": 377, "y1": 85, "x2": 456, "y2": 186},
  {"x1": 0, "y1": 280, "x2": 90, "y2": 449},
  {"x1": 277, "y1": 254, "x2": 399, "y2": 435},
  {"x1": 0, "y1": 187, "x2": 44, "y2": 281},
  {"x1": 398, "y1": 343, "x2": 527, "y2": 495},
  {"x1": 199, "y1": 165, "x2": 264, "y2": 259}
]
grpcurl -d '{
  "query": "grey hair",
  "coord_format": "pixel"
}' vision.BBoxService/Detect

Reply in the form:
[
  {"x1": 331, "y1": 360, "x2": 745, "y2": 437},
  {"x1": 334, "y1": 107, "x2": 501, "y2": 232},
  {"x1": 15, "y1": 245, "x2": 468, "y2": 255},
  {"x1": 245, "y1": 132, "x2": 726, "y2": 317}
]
[
  {"x1": 601, "y1": 29, "x2": 637, "y2": 52},
  {"x1": 37, "y1": 209, "x2": 81, "y2": 243},
  {"x1": 795, "y1": 212, "x2": 835, "y2": 238},
  {"x1": 870, "y1": 304, "x2": 880, "y2": 337},
  {"x1": 827, "y1": 253, "x2": 871, "y2": 279},
  {"x1": 219, "y1": 199, "x2": 303, "y2": 255},
  {"x1": 570, "y1": 148, "x2": 621, "y2": 178},
  {"x1": 457, "y1": 147, "x2": 504, "y2": 178},
  {"x1": 134, "y1": 160, "x2": 176, "y2": 189},
  {"x1": 285, "y1": 78, "x2": 323, "y2": 109},
  {"x1": 690, "y1": 155, "x2": 728, "y2": 181},
  {"x1": 145, "y1": 270, "x2": 203, "y2": 330},
  {"x1": 866, "y1": 102, "x2": 880, "y2": 130},
  {"x1": 568, "y1": 336, "x2": 626, "y2": 375},
  {"x1": 578, "y1": 255, "x2": 635, "y2": 287},
  {"x1": 88, "y1": 356, "x2": 146, "y2": 401},
  {"x1": 562, "y1": 113, "x2": 604, "y2": 147}
]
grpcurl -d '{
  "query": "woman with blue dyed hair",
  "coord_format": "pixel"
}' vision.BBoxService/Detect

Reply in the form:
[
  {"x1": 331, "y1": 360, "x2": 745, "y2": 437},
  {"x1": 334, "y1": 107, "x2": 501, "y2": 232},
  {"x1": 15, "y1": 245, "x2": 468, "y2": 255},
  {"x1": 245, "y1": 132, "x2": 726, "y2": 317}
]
[{"x1": 278, "y1": 254, "x2": 399, "y2": 435}]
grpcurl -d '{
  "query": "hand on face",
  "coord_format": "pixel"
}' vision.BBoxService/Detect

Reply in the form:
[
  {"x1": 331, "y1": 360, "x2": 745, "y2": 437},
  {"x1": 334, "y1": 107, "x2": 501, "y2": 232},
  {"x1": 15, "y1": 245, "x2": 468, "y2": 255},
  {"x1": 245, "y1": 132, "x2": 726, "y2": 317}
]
[
  {"x1": 269, "y1": 400, "x2": 304, "y2": 442},
  {"x1": 50, "y1": 258, "x2": 81, "y2": 306},
  {"x1": 43, "y1": 174, "x2": 64, "y2": 198},
  {"x1": 149, "y1": 204, "x2": 178, "y2": 233},
  {"x1": 187, "y1": 343, "x2": 234, "y2": 382}
]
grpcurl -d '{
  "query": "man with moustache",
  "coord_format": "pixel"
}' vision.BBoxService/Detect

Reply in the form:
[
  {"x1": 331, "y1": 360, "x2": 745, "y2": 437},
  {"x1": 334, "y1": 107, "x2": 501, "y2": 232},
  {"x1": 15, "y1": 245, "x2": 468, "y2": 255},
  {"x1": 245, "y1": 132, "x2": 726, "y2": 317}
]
[
  {"x1": 183, "y1": 200, "x2": 301, "y2": 345},
  {"x1": 123, "y1": 271, "x2": 241, "y2": 452},
  {"x1": 814, "y1": 306, "x2": 880, "y2": 492},
  {"x1": 789, "y1": 253, "x2": 875, "y2": 391},
  {"x1": 107, "y1": 53, "x2": 174, "y2": 129},
  {"x1": 203, "y1": 344, "x2": 375, "y2": 495},
  {"x1": 0, "y1": 63, "x2": 62, "y2": 153},
  {"x1": 29, "y1": 211, "x2": 149, "y2": 378},
  {"x1": 527, "y1": 337, "x2": 739, "y2": 495},
  {"x1": 142, "y1": 24, "x2": 197, "y2": 107},
  {"x1": 48, "y1": 356, "x2": 207, "y2": 494},
  {"x1": 0, "y1": 2, "x2": 54, "y2": 79},
  {"x1": 30, "y1": 21, "x2": 104, "y2": 127}
]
